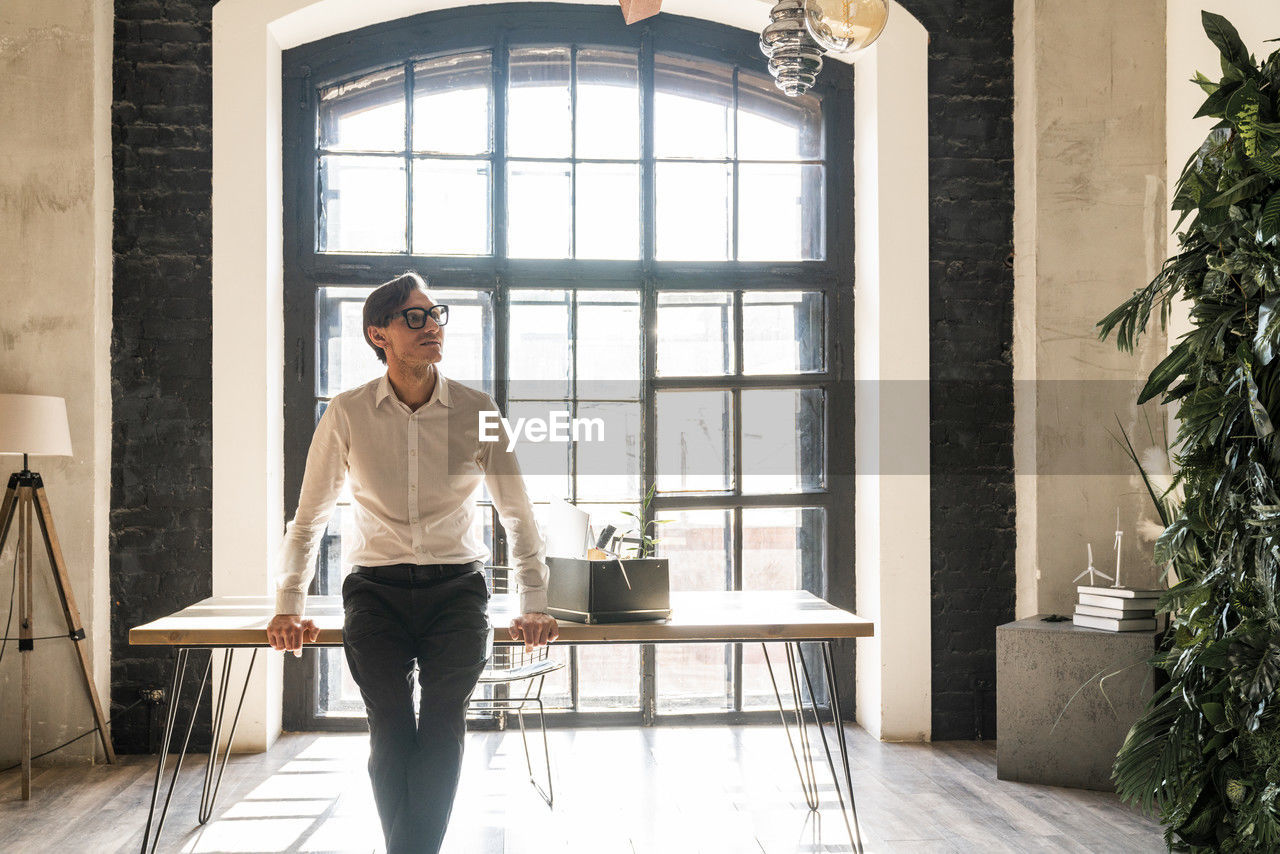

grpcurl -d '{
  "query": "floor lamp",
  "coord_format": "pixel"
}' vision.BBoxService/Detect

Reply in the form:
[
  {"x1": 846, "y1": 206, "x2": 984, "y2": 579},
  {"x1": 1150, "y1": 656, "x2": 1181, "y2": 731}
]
[{"x1": 0, "y1": 393, "x2": 115, "y2": 799}]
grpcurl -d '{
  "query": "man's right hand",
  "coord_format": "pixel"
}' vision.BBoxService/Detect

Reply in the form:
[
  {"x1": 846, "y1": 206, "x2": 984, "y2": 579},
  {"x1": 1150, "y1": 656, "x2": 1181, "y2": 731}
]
[{"x1": 267, "y1": 614, "x2": 320, "y2": 657}]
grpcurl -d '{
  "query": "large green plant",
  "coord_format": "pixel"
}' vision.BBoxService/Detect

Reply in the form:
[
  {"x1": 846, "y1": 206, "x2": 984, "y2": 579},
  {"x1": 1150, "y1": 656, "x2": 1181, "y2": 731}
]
[{"x1": 1098, "y1": 12, "x2": 1280, "y2": 852}]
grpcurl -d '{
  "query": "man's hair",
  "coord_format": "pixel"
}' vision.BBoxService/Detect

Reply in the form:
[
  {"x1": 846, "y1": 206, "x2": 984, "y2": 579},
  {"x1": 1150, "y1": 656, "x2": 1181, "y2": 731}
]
[{"x1": 363, "y1": 271, "x2": 431, "y2": 364}]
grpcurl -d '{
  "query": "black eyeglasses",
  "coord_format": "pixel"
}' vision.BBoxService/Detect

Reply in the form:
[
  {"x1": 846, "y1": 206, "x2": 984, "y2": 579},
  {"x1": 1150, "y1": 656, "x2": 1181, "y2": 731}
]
[{"x1": 397, "y1": 305, "x2": 448, "y2": 329}]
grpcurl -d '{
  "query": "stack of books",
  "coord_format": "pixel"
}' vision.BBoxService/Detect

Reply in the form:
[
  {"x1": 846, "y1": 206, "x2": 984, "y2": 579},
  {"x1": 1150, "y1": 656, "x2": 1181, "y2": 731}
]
[{"x1": 1073, "y1": 585, "x2": 1161, "y2": 631}]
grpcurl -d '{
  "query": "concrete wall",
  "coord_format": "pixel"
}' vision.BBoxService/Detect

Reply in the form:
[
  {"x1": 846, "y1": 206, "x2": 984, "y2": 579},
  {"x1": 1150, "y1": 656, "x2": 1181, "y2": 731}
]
[
  {"x1": 1013, "y1": 0, "x2": 1170, "y2": 619},
  {"x1": 0, "y1": 0, "x2": 113, "y2": 764}
]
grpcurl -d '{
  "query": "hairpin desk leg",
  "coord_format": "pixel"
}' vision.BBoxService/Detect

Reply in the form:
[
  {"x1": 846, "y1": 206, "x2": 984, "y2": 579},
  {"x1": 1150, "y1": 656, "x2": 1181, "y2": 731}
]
[{"x1": 139, "y1": 647, "x2": 210, "y2": 854}]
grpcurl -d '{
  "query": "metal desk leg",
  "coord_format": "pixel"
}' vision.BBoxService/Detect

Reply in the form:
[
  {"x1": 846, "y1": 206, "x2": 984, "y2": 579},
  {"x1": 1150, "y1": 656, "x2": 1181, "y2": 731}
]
[
  {"x1": 762, "y1": 641, "x2": 866, "y2": 854},
  {"x1": 200, "y1": 648, "x2": 258, "y2": 823},
  {"x1": 762, "y1": 642, "x2": 820, "y2": 809},
  {"x1": 805, "y1": 641, "x2": 865, "y2": 854},
  {"x1": 139, "y1": 647, "x2": 259, "y2": 854},
  {"x1": 139, "y1": 647, "x2": 209, "y2": 854}
]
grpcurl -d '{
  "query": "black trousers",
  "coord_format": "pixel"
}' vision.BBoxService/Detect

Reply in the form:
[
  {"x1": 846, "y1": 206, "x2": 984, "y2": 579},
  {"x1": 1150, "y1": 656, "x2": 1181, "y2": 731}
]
[{"x1": 342, "y1": 562, "x2": 491, "y2": 854}]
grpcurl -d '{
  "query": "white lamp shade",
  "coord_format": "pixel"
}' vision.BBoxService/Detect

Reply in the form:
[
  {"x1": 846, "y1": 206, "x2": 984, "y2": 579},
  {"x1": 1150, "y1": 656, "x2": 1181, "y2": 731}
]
[{"x1": 0, "y1": 394, "x2": 73, "y2": 457}]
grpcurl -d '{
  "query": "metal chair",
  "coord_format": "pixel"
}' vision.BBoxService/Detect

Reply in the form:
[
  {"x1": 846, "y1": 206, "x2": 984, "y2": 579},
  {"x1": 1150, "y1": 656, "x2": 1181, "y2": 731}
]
[{"x1": 467, "y1": 565, "x2": 564, "y2": 807}]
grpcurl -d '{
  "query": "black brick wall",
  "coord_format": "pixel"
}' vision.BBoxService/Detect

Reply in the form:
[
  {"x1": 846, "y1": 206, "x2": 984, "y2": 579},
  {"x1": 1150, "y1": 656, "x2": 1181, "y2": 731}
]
[
  {"x1": 902, "y1": 0, "x2": 1016, "y2": 740},
  {"x1": 111, "y1": 0, "x2": 215, "y2": 753},
  {"x1": 108, "y1": 0, "x2": 1014, "y2": 749}
]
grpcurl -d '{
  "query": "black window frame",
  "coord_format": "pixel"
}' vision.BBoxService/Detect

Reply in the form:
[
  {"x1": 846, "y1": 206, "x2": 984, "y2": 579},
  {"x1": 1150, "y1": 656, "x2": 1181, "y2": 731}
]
[{"x1": 281, "y1": 3, "x2": 855, "y2": 732}]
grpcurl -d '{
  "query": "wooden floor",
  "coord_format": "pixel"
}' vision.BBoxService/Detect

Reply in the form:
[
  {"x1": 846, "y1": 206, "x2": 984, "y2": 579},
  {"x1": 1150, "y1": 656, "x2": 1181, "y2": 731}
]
[{"x1": 0, "y1": 725, "x2": 1164, "y2": 853}]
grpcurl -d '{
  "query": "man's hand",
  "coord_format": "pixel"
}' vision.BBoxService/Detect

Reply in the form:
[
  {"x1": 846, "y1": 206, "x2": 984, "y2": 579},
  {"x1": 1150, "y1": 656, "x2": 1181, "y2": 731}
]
[
  {"x1": 509, "y1": 612, "x2": 559, "y2": 652},
  {"x1": 267, "y1": 614, "x2": 320, "y2": 657}
]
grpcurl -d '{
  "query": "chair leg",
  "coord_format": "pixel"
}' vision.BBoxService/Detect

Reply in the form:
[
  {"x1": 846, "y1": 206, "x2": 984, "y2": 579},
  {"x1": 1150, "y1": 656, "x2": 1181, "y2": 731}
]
[
  {"x1": 533, "y1": 696, "x2": 553, "y2": 807},
  {"x1": 511, "y1": 674, "x2": 553, "y2": 808}
]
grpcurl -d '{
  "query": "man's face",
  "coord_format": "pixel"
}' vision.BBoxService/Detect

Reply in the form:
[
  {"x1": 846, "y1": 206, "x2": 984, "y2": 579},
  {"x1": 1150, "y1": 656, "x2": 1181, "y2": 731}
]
[{"x1": 368, "y1": 290, "x2": 444, "y2": 368}]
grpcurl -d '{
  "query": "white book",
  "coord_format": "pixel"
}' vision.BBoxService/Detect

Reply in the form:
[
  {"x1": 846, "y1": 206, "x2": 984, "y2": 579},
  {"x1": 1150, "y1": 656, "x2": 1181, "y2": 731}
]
[
  {"x1": 1073, "y1": 612, "x2": 1157, "y2": 632},
  {"x1": 1077, "y1": 585, "x2": 1163, "y2": 599},
  {"x1": 1075, "y1": 603, "x2": 1155, "y2": 620},
  {"x1": 1078, "y1": 592, "x2": 1160, "y2": 610}
]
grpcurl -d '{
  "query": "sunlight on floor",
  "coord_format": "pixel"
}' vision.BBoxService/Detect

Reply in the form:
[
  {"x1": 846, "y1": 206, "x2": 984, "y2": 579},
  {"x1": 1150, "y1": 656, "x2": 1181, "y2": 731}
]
[{"x1": 171, "y1": 726, "x2": 862, "y2": 854}]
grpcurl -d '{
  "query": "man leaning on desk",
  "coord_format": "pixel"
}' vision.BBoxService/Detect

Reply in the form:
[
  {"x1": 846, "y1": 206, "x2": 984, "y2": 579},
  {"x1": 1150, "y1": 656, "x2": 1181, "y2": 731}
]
[{"x1": 266, "y1": 271, "x2": 559, "y2": 854}]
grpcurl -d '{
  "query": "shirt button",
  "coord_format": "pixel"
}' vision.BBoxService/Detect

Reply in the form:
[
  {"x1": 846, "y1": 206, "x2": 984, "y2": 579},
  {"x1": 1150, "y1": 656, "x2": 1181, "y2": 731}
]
[{"x1": 409, "y1": 450, "x2": 416, "y2": 457}]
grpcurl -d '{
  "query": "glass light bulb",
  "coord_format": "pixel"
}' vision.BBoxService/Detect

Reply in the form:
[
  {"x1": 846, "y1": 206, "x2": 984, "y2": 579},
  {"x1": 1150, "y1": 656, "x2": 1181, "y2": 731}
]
[{"x1": 803, "y1": 0, "x2": 889, "y2": 54}]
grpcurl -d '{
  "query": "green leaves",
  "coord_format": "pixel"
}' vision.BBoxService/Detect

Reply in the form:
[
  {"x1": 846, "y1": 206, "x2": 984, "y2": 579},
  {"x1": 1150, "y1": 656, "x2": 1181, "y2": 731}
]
[
  {"x1": 1102, "y1": 14, "x2": 1280, "y2": 852},
  {"x1": 1260, "y1": 192, "x2": 1280, "y2": 245},
  {"x1": 1204, "y1": 173, "x2": 1268, "y2": 209},
  {"x1": 1196, "y1": 81, "x2": 1239, "y2": 119},
  {"x1": 1203, "y1": 11, "x2": 1251, "y2": 72},
  {"x1": 1139, "y1": 340, "x2": 1195, "y2": 404}
]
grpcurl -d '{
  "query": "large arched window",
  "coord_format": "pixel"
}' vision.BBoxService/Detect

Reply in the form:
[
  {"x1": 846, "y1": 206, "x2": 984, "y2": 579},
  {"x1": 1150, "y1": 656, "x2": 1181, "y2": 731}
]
[{"x1": 282, "y1": 5, "x2": 854, "y2": 729}]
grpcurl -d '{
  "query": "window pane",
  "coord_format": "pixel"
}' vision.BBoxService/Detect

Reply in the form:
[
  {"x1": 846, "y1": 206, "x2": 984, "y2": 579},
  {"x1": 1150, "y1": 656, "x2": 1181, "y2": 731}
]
[
  {"x1": 737, "y1": 71, "x2": 822, "y2": 161},
  {"x1": 577, "y1": 290, "x2": 641, "y2": 398},
  {"x1": 654, "y1": 55, "x2": 732, "y2": 159},
  {"x1": 743, "y1": 291, "x2": 825, "y2": 375},
  {"x1": 412, "y1": 159, "x2": 491, "y2": 255},
  {"x1": 429, "y1": 289, "x2": 492, "y2": 393},
  {"x1": 741, "y1": 389, "x2": 825, "y2": 494},
  {"x1": 508, "y1": 47, "x2": 571, "y2": 158},
  {"x1": 507, "y1": 161, "x2": 571, "y2": 258},
  {"x1": 576, "y1": 48, "x2": 639, "y2": 159},
  {"x1": 738, "y1": 162, "x2": 824, "y2": 261},
  {"x1": 578, "y1": 645, "x2": 641, "y2": 710},
  {"x1": 741, "y1": 507, "x2": 826, "y2": 709},
  {"x1": 508, "y1": 290, "x2": 570, "y2": 399},
  {"x1": 318, "y1": 155, "x2": 406, "y2": 253},
  {"x1": 575, "y1": 401, "x2": 641, "y2": 502},
  {"x1": 656, "y1": 509, "x2": 733, "y2": 713},
  {"x1": 316, "y1": 287, "x2": 385, "y2": 396},
  {"x1": 655, "y1": 291, "x2": 732, "y2": 377},
  {"x1": 655, "y1": 162, "x2": 732, "y2": 261},
  {"x1": 505, "y1": 402, "x2": 571, "y2": 502},
  {"x1": 319, "y1": 66, "x2": 405, "y2": 153},
  {"x1": 413, "y1": 51, "x2": 491, "y2": 155},
  {"x1": 575, "y1": 162, "x2": 640, "y2": 260},
  {"x1": 577, "y1": 502, "x2": 641, "y2": 554},
  {"x1": 656, "y1": 391, "x2": 732, "y2": 493},
  {"x1": 659, "y1": 508, "x2": 733, "y2": 590},
  {"x1": 742, "y1": 506, "x2": 825, "y2": 591}
]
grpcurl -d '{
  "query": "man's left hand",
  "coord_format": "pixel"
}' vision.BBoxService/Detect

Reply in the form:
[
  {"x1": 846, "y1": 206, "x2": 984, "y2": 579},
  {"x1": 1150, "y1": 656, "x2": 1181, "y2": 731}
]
[{"x1": 509, "y1": 612, "x2": 559, "y2": 651}]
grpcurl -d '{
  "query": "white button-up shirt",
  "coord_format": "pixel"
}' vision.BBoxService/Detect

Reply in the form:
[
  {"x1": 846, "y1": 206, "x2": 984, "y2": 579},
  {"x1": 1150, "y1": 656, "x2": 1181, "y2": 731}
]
[{"x1": 275, "y1": 369, "x2": 548, "y2": 616}]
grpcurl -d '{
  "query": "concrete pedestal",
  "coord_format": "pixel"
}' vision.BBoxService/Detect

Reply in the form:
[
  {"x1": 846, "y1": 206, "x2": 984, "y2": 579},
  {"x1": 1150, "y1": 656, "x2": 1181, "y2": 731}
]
[{"x1": 996, "y1": 615, "x2": 1158, "y2": 791}]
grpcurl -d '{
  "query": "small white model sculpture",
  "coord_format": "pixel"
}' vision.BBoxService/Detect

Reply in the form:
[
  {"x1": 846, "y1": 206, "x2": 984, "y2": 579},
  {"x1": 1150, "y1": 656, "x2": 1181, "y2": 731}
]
[
  {"x1": 1073, "y1": 542, "x2": 1113, "y2": 586},
  {"x1": 1112, "y1": 507, "x2": 1124, "y2": 588}
]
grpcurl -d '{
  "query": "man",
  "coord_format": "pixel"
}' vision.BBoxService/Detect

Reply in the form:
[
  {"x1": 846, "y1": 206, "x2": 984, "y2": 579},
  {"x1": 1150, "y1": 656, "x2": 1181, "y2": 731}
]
[{"x1": 266, "y1": 271, "x2": 558, "y2": 854}]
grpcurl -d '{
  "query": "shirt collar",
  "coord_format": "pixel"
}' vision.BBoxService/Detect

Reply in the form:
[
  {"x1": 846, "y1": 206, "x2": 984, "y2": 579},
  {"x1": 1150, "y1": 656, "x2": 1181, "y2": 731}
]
[{"x1": 375, "y1": 366, "x2": 451, "y2": 410}]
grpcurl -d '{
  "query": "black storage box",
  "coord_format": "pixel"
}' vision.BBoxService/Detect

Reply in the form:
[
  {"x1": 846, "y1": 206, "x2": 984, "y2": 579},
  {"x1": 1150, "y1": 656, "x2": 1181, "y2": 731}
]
[{"x1": 545, "y1": 556, "x2": 671, "y2": 624}]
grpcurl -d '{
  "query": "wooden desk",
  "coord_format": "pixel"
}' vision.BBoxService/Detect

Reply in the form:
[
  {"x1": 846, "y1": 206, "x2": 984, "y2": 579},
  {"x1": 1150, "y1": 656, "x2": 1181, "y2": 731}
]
[
  {"x1": 130, "y1": 590, "x2": 874, "y2": 646},
  {"x1": 130, "y1": 591, "x2": 872, "y2": 854}
]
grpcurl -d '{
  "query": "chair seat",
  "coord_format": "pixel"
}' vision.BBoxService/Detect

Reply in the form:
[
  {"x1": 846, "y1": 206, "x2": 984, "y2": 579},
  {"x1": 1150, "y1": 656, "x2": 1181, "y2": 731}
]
[{"x1": 478, "y1": 659, "x2": 566, "y2": 684}]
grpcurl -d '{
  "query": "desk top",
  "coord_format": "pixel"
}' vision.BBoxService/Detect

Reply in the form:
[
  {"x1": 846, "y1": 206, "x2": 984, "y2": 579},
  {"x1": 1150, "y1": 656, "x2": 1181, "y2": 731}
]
[{"x1": 129, "y1": 591, "x2": 874, "y2": 647}]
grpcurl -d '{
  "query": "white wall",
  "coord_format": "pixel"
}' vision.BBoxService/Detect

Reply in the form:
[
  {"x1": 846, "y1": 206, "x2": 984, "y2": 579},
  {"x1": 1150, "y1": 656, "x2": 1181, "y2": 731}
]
[
  {"x1": 853, "y1": 7, "x2": 931, "y2": 742},
  {"x1": 212, "y1": 0, "x2": 933, "y2": 746},
  {"x1": 0, "y1": 0, "x2": 113, "y2": 764}
]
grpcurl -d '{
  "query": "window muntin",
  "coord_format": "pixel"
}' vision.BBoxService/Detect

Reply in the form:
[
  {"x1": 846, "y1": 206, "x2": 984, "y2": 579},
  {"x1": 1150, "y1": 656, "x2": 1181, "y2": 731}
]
[
  {"x1": 287, "y1": 16, "x2": 847, "y2": 726},
  {"x1": 312, "y1": 48, "x2": 823, "y2": 262}
]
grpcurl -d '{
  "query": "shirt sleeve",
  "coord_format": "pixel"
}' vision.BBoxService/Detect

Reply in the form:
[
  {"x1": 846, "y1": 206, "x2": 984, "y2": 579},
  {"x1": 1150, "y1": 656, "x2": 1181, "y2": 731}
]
[
  {"x1": 477, "y1": 395, "x2": 549, "y2": 614},
  {"x1": 275, "y1": 401, "x2": 349, "y2": 616}
]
